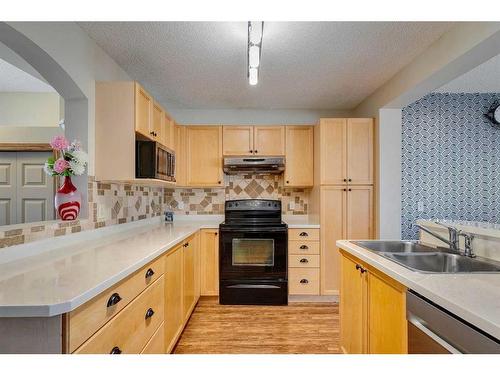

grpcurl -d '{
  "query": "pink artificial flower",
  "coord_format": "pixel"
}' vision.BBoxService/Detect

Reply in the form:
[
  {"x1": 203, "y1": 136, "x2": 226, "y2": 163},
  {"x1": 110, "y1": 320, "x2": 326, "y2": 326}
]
[
  {"x1": 50, "y1": 135, "x2": 70, "y2": 151},
  {"x1": 53, "y1": 158, "x2": 70, "y2": 174}
]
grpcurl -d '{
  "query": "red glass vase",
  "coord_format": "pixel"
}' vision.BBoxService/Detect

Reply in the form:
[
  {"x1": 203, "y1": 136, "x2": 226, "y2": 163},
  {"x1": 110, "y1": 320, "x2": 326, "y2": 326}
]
[{"x1": 55, "y1": 176, "x2": 82, "y2": 221}]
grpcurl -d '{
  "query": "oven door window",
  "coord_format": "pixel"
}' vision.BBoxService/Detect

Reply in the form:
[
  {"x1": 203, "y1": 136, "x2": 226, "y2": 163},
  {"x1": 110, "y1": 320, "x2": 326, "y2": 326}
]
[{"x1": 232, "y1": 239, "x2": 275, "y2": 267}]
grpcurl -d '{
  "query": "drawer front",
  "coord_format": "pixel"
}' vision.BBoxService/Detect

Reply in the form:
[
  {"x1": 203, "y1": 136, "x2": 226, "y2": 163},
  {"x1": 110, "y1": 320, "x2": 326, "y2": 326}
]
[
  {"x1": 289, "y1": 268, "x2": 320, "y2": 295},
  {"x1": 289, "y1": 254, "x2": 320, "y2": 268},
  {"x1": 288, "y1": 228, "x2": 320, "y2": 241},
  {"x1": 141, "y1": 322, "x2": 165, "y2": 354},
  {"x1": 69, "y1": 256, "x2": 165, "y2": 352},
  {"x1": 288, "y1": 241, "x2": 320, "y2": 255},
  {"x1": 74, "y1": 276, "x2": 165, "y2": 354}
]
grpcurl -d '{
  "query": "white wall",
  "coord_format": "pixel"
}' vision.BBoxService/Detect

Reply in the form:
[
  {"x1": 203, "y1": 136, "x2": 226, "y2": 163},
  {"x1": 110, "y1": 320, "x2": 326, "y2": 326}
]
[
  {"x1": 0, "y1": 92, "x2": 61, "y2": 128},
  {"x1": 6, "y1": 22, "x2": 131, "y2": 175},
  {"x1": 378, "y1": 108, "x2": 402, "y2": 239}
]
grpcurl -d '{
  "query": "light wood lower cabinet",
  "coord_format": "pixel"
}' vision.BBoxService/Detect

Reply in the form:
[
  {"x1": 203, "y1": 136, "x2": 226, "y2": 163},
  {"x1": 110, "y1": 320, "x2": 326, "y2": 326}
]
[
  {"x1": 141, "y1": 322, "x2": 165, "y2": 354},
  {"x1": 288, "y1": 228, "x2": 320, "y2": 296},
  {"x1": 183, "y1": 235, "x2": 198, "y2": 321},
  {"x1": 75, "y1": 276, "x2": 164, "y2": 354},
  {"x1": 200, "y1": 229, "x2": 219, "y2": 296},
  {"x1": 340, "y1": 250, "x2": 407, "y2": 354},
  {"x1": 164, "y1": 244, "x2": 184, "y2": 353}
]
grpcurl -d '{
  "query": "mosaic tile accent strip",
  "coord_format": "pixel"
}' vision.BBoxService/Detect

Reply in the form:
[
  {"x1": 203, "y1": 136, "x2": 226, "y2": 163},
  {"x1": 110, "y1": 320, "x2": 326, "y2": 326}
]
[
  {"x1": 401, "y1": 93, "x2": 500, "y2": 239},
  {"x1": 0, "y1": 174, "x2": 310, "y2": 248}
]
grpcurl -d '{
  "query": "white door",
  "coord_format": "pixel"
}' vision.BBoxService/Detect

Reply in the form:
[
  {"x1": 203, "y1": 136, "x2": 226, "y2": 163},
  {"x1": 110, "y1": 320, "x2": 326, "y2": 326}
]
[
  {"x1": 16, "y1": 152, "x2": 55, "y2": 223},
  {"x1": 0, "y1": 152, "x2": 17, "y2": 225},
  {"x1": 0, "y1": 151, "x2": 55, "y2": 225}
]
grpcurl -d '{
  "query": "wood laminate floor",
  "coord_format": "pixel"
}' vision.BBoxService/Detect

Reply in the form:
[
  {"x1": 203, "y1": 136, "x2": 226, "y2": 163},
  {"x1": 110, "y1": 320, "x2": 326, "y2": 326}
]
[{"x1": 174, "y1": 297, "x2": 341, "y2": 354}]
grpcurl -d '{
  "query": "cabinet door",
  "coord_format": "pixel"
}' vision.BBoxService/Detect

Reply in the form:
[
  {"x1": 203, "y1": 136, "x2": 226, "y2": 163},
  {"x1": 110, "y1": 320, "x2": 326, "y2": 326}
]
[
  {"x1": 253, "y1": 126, "x2": 285, "y2": 156},
  {"x1": 222, "y1": 126, "x2": 254, "y2": 156},
  {"x1": 320, "y1": 186, "x2": 346, "y2": 295},
  {"x1": 164, "y1": 245, "x2": 183, "y2": 353},
  {"x1": 174, "y1": 124, "x2": 187, "y2": 186},
  {"x1": 284, "y1": 126, "x2": 314, "y2": 187},
  {"x1": 183, "y1": 238, "x2": 195, "y2": 321},
  {"x1": 346, "y1": 185, "x2": 373, "y2": 240},
  {"x1": 347, "y1": 118, "x2": 373, "y2": 185},
  {"x1": 367, "y1": 268, "x2": 407, "y2": 354},
  {"x1": 152, "y1": 101, "x2": 164, "y2": 142},
  {"x1": 162, "y1": 115, "x2": 175, "y2": 150},
  {"x1": 340, "y1": 252, "x2": 367, "y2": 354},
  {"x1": 319, "y1": 118, "x2": 347, "y2": 185},
  {"x1": 200, "y1": 229, "x2": 219, "y2": 296},
  {"x1": 186, "y1": 126, "x2": 223, "y2": 187},
  {"x1": 135, "y1": 83, "x2": 153, "y2": 138}
]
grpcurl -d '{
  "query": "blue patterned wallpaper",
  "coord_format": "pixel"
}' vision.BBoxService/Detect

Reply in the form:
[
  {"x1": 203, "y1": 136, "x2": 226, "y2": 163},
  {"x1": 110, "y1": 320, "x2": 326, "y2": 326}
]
[{"x1": 401, "y1": 93, "x2": 500, "y2": 239}]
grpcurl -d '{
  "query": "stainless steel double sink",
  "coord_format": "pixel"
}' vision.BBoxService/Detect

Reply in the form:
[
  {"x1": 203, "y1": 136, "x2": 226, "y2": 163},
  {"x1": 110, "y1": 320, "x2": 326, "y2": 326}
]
[{"x1": 352, "y1": 241, "x2": 500, "y2": 273}]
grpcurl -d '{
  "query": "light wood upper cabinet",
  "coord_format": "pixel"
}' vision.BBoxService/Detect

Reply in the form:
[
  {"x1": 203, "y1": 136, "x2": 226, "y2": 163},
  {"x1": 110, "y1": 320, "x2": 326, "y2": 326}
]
[
  {"x1": 285, "y1": 126, "x2": 314, "y2": 187},
  {"x1": 346, "y1": 185, "x2": 373, "y2": 240},
  {"x1": 319, "y1": 118, "x2": 347, "y2": 185},
  {"x1": 162, "y1": 115, "x2": 175, "y2": 150},
  {"x1": 186, "y1": 126, "x2": 223, "y2": 187},
  {"x1": 254, "y1": 126, "x2": 285, "y2": 156},
  {"x1": 164, "y1": 245, "x2": 184, "y2": 353},
  {"x1": 200, "y1": 229, "x2": 219, "y2": 296},
  {"x1": 152, "y1": 101, "x2": 164, "y2": 141},
  {"x1": 222, "y1": 126, "x2": 254, "y2": 156},
  {"x1": 339, "y1": 250, "x2": 407, "y2": 354},
  {"x1": 347, "y1": 118, "x2": 374, "y2": 185},
  {"x1": 340, "y1": 252, "x2": 366, "y2": 354},
  {"x1": 320, "y1": 186, "x2": 346, "y2": 295},
  {"x1": 174, "y1": 124, "x2": 187, "y2": 186},
  {"x1": 135, "y1": 83, "x2": 153, "y2": 138},
  {"x1": 319, "y1": 118, "x2": 373, "y2": 185}
]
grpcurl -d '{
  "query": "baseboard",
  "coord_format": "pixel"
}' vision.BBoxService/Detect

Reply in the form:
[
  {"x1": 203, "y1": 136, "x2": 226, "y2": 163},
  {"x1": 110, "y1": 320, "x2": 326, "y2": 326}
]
[{"x1": 288, "y1": 295, "x2": 339, "y2": 303}]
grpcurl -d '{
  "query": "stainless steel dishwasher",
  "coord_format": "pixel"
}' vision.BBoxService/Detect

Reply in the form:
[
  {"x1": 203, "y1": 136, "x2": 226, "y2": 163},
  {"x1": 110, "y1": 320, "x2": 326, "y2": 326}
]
[{"x1": 406, "y1": 290, "x2": 500, "y2": 354}]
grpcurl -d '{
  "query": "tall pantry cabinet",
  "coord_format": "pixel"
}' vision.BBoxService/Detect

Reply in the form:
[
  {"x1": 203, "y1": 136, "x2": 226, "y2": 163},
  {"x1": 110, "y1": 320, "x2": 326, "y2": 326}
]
[{"x1": 312, "y1": 118, "x2": 374, "y2": 296}]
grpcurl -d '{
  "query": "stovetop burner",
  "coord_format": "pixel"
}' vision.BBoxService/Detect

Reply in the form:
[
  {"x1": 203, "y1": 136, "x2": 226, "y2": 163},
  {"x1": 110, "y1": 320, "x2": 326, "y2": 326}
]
[{"x1": 222, "y1": 199, "x2": 284, "y2": 227}]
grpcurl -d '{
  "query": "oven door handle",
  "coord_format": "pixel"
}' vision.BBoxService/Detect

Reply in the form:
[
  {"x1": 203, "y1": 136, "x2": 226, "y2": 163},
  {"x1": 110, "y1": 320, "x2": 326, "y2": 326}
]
[
  {"x1": 408, "y1": 314, "x2": 462, "y2": 354},
  {"x1": 226, "y1": 284, "x2": 281, "y2": 289}
]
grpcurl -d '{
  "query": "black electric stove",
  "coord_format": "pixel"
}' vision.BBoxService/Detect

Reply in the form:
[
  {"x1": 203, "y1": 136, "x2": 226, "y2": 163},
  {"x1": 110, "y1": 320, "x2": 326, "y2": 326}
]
[{"x1": 219, "y1": 199, "x2": 288, "y2": 305}]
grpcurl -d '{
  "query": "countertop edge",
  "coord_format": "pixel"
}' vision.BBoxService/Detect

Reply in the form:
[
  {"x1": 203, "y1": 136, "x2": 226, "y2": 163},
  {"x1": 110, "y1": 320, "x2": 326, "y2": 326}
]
[{"x1": 336, "y1": 239, "x2": 500, "y2": 340}]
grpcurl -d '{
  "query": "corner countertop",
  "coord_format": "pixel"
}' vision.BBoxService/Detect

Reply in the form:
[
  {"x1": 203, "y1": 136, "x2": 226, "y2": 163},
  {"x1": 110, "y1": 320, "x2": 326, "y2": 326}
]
[
  {"x1": 337, "y1": 240, "x2": 500, "y2": 340},
  {"x1": 0, "y1": 216, "x2": 222, "y2": 318},
  {"x1": 283, "y1": 215, "x2": 320, "y2": 229}
]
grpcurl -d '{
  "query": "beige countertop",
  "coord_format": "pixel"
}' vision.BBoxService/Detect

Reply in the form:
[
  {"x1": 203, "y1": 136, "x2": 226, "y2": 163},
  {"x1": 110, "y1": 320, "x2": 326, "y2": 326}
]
[
  {"x1": 337, "y1": 240, "x2": 500, "y2": 339},
  {"x1": 0, "y1": 216, "x2": 222, "y2": 318},
  {"x1": 282, "y1": 215, "x2": 320, "y2": 228}
]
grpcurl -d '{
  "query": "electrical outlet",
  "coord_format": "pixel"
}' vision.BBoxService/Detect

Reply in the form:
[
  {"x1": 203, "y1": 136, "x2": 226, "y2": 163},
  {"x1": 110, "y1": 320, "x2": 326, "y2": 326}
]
[
  {"x1": 178, "y1": 202, "x2": 184, "y2": 210},
  {"x1": 417, "y1": 201, "x2": 424, "y2": 212},
  {"x1": 289, "y1": 202, "x2": 295, "y2": 210}
]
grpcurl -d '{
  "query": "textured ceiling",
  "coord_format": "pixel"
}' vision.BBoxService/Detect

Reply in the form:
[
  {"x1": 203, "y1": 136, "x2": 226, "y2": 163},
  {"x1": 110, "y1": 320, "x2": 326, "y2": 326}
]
[
  {"x1": 79, "y1": 22, "x2": 453, "y2": 110},
  {"x1": 0, "y1": 58, "x2": 55, "y2": 92},
  {"x1": 436, "y1": 53, "x2": 500, "y2": 93}
]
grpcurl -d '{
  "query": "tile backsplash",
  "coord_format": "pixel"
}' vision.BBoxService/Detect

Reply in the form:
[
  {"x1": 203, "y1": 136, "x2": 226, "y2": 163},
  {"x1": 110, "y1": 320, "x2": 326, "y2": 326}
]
[
  {"x1": 401, "y1": 93, "x2": 500, "y2": 239},
  {"x1": 0, "y1": 173, "x2": 310, "y2": 248}
]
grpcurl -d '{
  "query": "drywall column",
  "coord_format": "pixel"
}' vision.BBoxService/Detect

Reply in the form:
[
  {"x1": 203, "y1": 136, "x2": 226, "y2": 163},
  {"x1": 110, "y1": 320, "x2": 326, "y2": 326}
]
[{"x1": 378, "y1": 108, "x2": 402, "y2": 239}]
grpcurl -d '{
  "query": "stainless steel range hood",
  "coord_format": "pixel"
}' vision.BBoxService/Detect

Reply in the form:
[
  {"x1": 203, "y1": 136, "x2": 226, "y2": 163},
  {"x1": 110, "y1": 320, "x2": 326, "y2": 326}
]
[{"x1": 223, "y1": 157, "x2": 285, "y2": 174}]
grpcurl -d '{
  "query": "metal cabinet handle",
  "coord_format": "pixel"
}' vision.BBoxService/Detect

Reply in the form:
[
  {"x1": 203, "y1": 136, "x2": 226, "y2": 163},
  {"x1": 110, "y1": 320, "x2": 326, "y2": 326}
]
[
  {"x1": 110, "y1": 346, "x2": 122, "y2": 354},
  {"x1": 150, "y1": 131, "x2": 154, "y2": 136},
  {"x1": 343, "y1": 188, "x2": 347, "y2": 191},
  {"x1": 299, "y1": 245, "x2": 309, "y2": 250},
  {"x1": 300, "y1": 258, "x2": 309, "y2": 263},
  {"x1": 299, "y1": 232, "x2": 308, "y2": 237},
  {"x1": 343, "y1": 178, "x2": 347, "y2": 182},
  {"x1": 183, "y1": 242, "x2": 189, "y2": 247},
  {"x1": 249, "y1": 150, "x2": 253, "y2": 154},
  {"x1": 348, "y1": 178, "x2": 352, "y2": 182},
  {"x1": 254, "y1": 150, "x2": 258, "y2": 153},
  {"x1": 107, "y1": 293, "x2": 122, "y2": 307},
  {"x1": 355, "y1": 264, "x2": 366, "y2": 274},
  {"x1": 348, "y1": 188, "x2": 352, "y2": 191},
  {"x1": 145, "y1": 268, "x2": 155, "y2": 279},
  {"x1": 300, "y1": 279, "x2": 309, "y2": 284},
  {"x1": 286, "y1": 180, "x2": 290, "y2": 184},
  {"x1": 145, "y1": 308, "x2": 155, "y2": 320}
]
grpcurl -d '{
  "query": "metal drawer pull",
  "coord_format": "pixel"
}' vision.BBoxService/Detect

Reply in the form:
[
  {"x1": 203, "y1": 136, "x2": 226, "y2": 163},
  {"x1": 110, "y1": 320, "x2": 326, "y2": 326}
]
[
  {"x1": 300, "y1": 258, "x2": 309, "y2": 263},
  {"x1": 110, "y1": 346, "x2": 122, "y2": 354},
  {"x1": 107, "y1": 293, "x2": 122, "y2": 307},
  {"x1": 299, "y1": 232, "x2": 308, "y2": 237},
  {"x1": 355, "y1": 264, "x2": 366, "y2": 274},
  {"x1": 300, "y1": 279, "x2": 309, "y2": 284},
  {"x1": 145, "y1": 308, "x2": 155, "y2": 320},
  {"x1": 299, "y1": 245, "x2": 309, "y2": 250},
  {"x1": 145, "y1": 268, "x2": 155, "y2": 279}
]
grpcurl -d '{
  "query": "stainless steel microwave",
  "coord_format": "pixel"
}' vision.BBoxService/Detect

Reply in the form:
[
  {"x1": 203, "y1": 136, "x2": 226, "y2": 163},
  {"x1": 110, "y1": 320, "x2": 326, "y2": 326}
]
[{"x1": 136, "y1": 140, "x2": 175, "y2": 182}]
